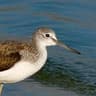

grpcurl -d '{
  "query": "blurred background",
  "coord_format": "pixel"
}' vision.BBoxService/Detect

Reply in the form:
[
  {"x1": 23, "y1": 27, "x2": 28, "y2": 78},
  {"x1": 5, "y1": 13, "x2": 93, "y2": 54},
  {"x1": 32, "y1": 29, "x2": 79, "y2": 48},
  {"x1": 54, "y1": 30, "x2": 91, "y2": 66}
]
[{"x1": 0, "y1": 0, "x2": 96, "y2": 96}]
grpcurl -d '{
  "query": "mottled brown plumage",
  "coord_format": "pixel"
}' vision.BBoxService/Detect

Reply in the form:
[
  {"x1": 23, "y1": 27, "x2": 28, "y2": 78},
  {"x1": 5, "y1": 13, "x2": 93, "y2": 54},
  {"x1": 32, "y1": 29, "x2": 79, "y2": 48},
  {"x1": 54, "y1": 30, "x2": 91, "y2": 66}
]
[
  {"x1": 0, "y1": 39, "x2": 39, "y2": 71},
  {"x1": 0, "y1": 52, "x2": 21, "y2": 71},
  {"x1": 0, "y1": 41, "x2": 23, "y2": 71}
]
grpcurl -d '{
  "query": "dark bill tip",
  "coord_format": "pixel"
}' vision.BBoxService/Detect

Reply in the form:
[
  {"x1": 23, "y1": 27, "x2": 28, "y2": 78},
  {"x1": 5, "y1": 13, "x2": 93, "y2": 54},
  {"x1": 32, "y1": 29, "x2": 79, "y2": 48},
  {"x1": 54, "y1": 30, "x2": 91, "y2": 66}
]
[
  {"x1": 67, "y1": 47, "x2": 81, "y2": 55},
  {"x1": 57, "y1": 41, "x2": 81, "y2": 55},
  {"x1": 51, "y1": 37, "x2": 81, "y2": 55}
]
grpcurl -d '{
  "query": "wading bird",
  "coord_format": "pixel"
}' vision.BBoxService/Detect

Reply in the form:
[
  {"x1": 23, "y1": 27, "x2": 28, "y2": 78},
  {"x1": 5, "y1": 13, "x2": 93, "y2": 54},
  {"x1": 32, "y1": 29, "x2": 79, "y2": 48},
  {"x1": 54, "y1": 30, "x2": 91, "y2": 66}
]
[{"x1": 0, "y1": 27, "x2": 80, "y2": 95}]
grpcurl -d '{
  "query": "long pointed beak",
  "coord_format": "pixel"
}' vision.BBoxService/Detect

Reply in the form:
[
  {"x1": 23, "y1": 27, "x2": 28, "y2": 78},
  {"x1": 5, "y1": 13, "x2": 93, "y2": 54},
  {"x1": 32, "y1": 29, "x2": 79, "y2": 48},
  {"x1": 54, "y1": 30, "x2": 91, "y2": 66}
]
[{"x1": 52, "y1": 38, "x2": 80, "y2": 55}]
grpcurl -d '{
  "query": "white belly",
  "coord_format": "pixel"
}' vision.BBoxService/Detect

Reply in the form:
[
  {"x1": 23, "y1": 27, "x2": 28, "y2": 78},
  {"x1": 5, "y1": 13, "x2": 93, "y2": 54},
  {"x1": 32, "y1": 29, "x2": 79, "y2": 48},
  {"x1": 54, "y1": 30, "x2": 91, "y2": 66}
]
[{"x1": 0, "y1": 60, "x2": 46, "y2": 83}]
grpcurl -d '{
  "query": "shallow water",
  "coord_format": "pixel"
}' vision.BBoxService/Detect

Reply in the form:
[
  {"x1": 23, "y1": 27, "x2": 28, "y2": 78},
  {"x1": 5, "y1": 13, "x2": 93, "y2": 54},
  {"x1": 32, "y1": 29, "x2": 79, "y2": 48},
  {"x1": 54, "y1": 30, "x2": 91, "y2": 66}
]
[
  {"x1": 3, "y1": 79, "x2": 79, "y2": 96},
  {"x1": 0, "y1": 0, "x2": 96, "y2": 96}
]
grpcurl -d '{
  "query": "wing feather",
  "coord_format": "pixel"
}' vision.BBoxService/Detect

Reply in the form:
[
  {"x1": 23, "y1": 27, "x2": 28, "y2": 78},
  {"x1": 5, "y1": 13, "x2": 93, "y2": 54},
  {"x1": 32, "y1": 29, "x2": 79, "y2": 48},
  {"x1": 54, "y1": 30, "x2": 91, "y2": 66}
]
[{"x1": 0, "y1": 41, "x2": 24, "y2": 71}]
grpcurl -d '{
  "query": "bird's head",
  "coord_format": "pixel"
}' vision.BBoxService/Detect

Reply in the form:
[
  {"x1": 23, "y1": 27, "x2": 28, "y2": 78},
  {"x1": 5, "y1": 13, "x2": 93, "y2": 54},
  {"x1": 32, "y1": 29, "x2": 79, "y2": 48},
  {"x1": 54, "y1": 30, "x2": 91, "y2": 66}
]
[{"x1": 33, "y1": 27, "x2": 80, "y2": 54}]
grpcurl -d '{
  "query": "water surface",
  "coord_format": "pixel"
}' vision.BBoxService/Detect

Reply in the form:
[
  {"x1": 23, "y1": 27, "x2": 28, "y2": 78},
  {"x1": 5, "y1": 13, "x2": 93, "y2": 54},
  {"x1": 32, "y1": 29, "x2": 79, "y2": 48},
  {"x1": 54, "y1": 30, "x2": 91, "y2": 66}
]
[{"x1": 0, "y1": 0, "x2": 96, "y2": 96}]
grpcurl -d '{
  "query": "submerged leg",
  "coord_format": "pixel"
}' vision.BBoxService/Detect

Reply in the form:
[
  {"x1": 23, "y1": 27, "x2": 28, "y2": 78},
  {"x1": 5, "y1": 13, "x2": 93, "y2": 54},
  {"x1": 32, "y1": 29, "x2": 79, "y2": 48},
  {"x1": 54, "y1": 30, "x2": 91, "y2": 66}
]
[{"x1": 0, "y1": 84, "x2": 3, "y2": 96}]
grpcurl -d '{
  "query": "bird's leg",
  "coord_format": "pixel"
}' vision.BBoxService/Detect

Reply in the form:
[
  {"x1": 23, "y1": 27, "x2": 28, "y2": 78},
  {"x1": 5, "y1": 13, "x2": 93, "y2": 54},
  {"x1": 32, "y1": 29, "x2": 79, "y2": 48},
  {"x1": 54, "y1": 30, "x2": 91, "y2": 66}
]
[{"x1": 0, "y1": 84, "x2": 3, "y2": 96}]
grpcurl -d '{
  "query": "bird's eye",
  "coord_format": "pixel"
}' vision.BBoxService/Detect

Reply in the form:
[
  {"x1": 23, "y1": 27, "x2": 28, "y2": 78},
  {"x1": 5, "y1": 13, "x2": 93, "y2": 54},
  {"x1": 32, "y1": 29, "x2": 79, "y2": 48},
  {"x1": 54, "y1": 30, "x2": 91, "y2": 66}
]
[{"x1": 45, "y1": 34, "x2": 50, "y2": 37}]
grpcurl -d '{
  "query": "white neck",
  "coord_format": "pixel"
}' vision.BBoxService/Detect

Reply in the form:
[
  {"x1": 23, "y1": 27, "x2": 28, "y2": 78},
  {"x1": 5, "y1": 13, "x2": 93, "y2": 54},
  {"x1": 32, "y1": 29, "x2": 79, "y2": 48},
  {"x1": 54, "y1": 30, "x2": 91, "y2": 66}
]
[{"x1": 35, "y1": 41, "x2": 47, "y2": 68}]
